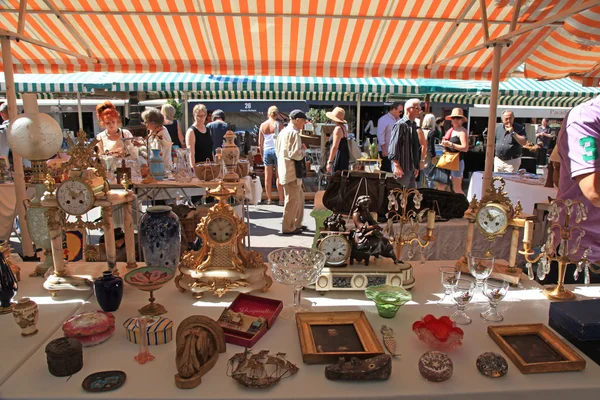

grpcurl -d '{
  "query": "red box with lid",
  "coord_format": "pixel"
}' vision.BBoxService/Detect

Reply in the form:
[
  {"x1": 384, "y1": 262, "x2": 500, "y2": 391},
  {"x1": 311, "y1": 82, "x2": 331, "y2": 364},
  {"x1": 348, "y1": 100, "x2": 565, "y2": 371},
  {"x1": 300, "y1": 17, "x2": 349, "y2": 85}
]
[{"x1": 217, "y1": 293, "x2": 283, "y2": 347}]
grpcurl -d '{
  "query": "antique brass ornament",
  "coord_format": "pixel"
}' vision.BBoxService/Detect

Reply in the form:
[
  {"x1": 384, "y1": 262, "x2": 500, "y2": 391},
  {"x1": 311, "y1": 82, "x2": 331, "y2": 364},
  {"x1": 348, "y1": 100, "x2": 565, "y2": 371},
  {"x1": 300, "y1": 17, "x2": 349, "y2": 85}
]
[{"x1": 176, "y1": 182, "x2": 272, "y2": 298}]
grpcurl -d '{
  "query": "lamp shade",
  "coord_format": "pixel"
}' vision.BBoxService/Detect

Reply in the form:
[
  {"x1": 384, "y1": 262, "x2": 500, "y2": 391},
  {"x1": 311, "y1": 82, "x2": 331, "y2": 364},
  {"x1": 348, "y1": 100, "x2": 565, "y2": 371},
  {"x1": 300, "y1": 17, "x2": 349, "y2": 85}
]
[{"x1": 7, "y1": 94, "x2": 63, "y2": 161}]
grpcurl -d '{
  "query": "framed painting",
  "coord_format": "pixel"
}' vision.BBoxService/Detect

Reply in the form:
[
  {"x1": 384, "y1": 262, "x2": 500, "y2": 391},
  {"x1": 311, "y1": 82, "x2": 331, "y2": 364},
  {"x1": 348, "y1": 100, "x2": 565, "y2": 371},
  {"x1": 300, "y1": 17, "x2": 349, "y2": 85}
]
[
  {"x1": 488, "y1": 324, "x2": 586, "y2": 374},
  {"x1": 296, "y1": 311, "x2": 384, "y2": 364}
]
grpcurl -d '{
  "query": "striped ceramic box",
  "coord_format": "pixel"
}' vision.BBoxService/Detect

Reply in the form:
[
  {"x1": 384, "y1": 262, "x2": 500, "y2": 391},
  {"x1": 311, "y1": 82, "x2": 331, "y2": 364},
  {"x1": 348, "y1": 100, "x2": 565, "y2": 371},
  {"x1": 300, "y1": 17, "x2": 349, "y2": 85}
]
[{"x1": 123, "y1": 316, "x2": 173, "y2": 346}]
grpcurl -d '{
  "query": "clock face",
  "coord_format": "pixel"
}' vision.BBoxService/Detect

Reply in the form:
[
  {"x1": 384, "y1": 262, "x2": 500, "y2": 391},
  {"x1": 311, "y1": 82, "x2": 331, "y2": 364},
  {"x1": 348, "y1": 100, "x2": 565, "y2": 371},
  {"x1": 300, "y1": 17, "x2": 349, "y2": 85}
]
[
  {"x1": 476, "y1": 204, "x2": 509, "y2": 236},
  {"x1": 319, "y1": 235, "x2": 350, "y2": 266},
  {"x1": 207, "y1": 217, "x2": 235, "y2": 244},
  {"x1": 56, "y1": 179, "x2": 95, "y2": 215}
]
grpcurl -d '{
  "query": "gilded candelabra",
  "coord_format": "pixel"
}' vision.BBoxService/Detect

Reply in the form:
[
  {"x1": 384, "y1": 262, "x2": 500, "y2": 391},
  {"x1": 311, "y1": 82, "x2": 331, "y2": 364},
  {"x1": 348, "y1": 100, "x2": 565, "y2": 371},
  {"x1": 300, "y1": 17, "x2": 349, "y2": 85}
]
[
  {"x1": 519, "y1": 199, "x2": 590, "y2": 301},
  {"x1": 385, "y1": 188, "x2": 435, "y2": 261}
]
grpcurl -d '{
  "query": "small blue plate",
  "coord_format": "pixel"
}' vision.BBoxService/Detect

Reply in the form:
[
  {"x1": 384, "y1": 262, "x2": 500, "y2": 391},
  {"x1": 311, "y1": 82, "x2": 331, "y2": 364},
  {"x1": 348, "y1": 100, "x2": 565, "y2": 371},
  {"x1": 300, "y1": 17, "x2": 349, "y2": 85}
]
[{"x1": 82, "y1": 370, "x2": 126, "y2": 392}]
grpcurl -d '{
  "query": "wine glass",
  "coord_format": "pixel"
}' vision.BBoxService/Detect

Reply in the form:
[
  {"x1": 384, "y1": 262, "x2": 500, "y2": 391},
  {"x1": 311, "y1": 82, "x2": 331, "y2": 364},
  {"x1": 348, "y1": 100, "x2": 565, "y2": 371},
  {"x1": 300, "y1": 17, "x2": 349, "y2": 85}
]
[
  {"x1": 438, "y1": 266, "x2": 461, "y2": 308},
  {"x1": 467, "y1": 251, "x2": 495, "y2": 291},
  {"x1": 450, "y1": 278, "x2": 475, "y2": 325},
  {"x1": 480, "y1": 279, "x2": 510, "y2": 322},
  {"x1": 268, "y1": 247, "x2": 326, "y2": 320}
]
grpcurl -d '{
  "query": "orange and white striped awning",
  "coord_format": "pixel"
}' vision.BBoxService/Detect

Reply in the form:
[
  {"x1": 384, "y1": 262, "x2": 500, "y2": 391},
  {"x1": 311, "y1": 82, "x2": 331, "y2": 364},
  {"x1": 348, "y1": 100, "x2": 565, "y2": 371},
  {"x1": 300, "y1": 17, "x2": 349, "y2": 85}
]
[{"x1": 0, "y1": 0, "x2": 599, "y2": 84}]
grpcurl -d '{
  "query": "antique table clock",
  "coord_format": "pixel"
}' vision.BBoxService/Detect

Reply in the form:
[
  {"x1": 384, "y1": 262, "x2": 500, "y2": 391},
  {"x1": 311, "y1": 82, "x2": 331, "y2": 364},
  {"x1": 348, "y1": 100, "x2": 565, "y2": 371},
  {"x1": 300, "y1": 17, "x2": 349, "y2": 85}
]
[
  {"x1": 459, "y1": 177, "x2": 531, "y2": 283},
  {"x1": 41, "y1": 132, "x2": 137, "y2": 296},
  {"x1": 176, "y1": 182, "x2": 272, "y2": 298},
  {"x1": 317, "y1": 233, "x2": 352, "y2": 267}
]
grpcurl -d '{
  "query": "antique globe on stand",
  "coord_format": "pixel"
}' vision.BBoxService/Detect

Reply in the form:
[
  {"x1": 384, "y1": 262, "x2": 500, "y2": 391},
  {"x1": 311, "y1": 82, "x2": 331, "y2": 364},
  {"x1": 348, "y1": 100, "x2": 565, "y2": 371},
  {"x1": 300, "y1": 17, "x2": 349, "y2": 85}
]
[{"x1": 7, "y1": 94, "x2": 64, "y2": 277}]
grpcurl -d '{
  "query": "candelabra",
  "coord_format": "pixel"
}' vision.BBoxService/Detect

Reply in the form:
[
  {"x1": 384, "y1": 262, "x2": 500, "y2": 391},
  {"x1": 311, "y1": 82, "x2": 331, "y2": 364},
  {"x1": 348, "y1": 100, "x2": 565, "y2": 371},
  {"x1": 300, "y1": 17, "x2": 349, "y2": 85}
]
[
  {"x1": 385, "y1": 188, "x2": 435, "y2": 261},
  {"x1": 519, "y1": 199, "x2": 591, "y2": 301}
]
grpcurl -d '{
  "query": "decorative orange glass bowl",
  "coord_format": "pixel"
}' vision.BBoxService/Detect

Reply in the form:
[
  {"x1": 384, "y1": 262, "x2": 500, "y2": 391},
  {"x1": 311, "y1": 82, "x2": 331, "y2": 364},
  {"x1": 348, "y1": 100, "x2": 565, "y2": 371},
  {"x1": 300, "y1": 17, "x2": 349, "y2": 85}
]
[{"x1": 412, "y1": 314, "x2": 464, "y2": 350}]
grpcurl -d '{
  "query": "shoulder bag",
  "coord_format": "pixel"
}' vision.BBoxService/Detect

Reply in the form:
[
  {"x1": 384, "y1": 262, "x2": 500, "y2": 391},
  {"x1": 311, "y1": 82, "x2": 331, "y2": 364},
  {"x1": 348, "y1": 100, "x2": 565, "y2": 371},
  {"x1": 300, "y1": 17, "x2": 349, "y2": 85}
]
[
  {"x1": 294, "y1": 157, "x2": 307, "y2": 179},
  {"x1": 436, "y1": 128, "x2": 460, "y2": 171}
]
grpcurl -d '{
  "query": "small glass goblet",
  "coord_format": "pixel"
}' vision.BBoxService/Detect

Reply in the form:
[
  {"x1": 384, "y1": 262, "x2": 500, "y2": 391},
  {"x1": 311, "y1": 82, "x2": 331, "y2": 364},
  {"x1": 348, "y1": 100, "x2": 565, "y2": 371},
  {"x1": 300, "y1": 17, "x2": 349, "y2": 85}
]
[
  {"x1": 451, "y1": 278, "x2": 475, "y2": 325},
  {"x1": 467, "y1": 251, "x2": 495, "y2": 291},
  {"x1": 480, "y1": 279, "x2": 510, "y2": 322},
  {"x1": 438, "y1": 266, "x2": 461, "y2": 308}
]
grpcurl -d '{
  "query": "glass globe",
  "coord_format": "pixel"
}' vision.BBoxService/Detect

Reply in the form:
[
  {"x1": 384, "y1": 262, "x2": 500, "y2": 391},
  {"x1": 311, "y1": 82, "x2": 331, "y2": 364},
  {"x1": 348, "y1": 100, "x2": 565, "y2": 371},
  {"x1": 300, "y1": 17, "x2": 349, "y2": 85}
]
[{"x1": 7, "y1": 112, "x2": 63, "y2": 160}]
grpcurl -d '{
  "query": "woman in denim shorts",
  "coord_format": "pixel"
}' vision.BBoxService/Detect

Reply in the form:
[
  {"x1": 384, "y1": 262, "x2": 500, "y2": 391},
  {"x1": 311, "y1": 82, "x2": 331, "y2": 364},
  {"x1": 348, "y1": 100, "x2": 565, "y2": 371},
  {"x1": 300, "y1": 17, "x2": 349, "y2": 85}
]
[
  {"x1": 259, "y1": 106, "x2": 284, "y2": 205},
  {"x1": 441, "y1": 108, "x2": 469, "y2": 195}
]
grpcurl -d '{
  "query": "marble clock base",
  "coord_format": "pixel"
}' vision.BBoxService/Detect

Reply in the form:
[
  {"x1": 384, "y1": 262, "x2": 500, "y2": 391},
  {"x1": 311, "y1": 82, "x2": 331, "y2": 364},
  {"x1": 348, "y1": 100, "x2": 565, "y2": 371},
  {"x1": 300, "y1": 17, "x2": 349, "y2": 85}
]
[
  {"x1": 310, "y1": 259, "x2": 415, "y2": 293},
  {"x1": 43, "y1": 273, "x2": 93, "y2": 297},
  {"x1": 175, "y1": 266, "x2": 272, "y2": 298}
]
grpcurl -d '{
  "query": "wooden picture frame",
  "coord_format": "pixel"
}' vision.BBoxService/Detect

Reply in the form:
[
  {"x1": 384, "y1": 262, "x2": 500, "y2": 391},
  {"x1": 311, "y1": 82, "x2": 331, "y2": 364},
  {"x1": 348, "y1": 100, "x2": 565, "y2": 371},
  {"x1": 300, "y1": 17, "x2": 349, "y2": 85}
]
[
  {"x1": 488, "y1": 324, "x2": 586, "y2": 374},
  {"x1": 296, "y1": 311, "x2": 384, "y2": 364}
]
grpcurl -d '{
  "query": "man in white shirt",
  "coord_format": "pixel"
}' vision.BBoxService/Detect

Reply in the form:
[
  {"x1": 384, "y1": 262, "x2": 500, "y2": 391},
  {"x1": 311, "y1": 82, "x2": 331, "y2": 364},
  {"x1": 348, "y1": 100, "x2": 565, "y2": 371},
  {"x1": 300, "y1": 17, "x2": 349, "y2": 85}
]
[
  {"x1": 377, "y1": 102, "x2": 403, "y2": 172},
  {"x1": 275, "y1": 109, "x2": 307, "y2": 235}
]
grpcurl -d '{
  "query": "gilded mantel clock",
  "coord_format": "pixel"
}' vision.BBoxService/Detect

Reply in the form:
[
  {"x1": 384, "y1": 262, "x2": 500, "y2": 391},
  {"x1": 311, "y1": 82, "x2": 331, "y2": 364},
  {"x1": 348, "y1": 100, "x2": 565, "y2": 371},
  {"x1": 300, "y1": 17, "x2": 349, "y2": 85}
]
[
  {"x1": 459, "y1": 177, "x2": 531, "y2": 282},
  {"x1": 175, "y1": 182, "x2": 272, "y2": 298}
]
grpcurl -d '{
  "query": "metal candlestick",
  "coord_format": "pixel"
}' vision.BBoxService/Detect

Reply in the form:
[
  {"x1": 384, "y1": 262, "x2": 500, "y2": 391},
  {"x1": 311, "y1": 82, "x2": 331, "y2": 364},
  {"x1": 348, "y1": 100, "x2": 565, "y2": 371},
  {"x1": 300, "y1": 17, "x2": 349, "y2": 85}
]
[
  {"x1": 385, "y1": 188, "x2": 435, "y2": 261},
  {"x1": 519, "y1": 199, "x2": 590, "y2": 301}
]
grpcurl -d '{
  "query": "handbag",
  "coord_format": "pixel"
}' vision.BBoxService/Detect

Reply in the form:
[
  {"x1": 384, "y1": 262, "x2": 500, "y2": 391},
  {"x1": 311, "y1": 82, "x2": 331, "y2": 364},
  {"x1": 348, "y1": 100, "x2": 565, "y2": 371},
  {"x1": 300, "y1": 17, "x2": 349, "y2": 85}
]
[
  {"x1": 436, "y1": 151, "x2": 460, "y2": 171},
  {"x1": 323, "y1": 170, "x2": 387, "y2": 214},
  {"x1": 294, "y1": 157, "x2": 307, "y2": 179}
]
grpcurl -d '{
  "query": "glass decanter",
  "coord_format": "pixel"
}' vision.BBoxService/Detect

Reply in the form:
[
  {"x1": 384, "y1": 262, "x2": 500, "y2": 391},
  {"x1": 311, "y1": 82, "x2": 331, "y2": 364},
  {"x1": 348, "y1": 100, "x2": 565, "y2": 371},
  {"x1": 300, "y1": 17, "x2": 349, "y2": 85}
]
[{"x1": 172, "y1": 147, "x2": 194, "y2": 182}]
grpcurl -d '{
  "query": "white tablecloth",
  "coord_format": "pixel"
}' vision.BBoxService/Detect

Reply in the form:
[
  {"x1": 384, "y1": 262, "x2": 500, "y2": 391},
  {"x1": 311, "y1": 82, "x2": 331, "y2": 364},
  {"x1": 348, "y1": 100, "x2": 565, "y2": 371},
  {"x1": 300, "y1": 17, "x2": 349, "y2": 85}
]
[
  {"x1": 2, "y1": 261, "x2": 600, "y2": 400},
  {"x1": 467, "y1": 171, "x2": 557, "y2": 214}
]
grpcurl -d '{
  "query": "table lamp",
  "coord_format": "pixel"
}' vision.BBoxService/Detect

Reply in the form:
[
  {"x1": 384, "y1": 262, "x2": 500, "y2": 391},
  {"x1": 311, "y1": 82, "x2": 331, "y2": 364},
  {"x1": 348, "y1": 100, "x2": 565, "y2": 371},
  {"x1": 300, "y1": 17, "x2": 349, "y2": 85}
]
[{"x1": 7, "y1": 94, "x2": 63, "y2": 277}]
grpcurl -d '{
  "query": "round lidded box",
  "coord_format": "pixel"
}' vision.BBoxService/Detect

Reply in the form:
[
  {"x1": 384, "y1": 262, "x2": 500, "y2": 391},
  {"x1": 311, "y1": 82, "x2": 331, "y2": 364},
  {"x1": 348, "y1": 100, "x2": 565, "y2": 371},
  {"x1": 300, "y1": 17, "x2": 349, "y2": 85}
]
[{"x1": 45, "y1": 337, "x2": 83, "y2": 377}]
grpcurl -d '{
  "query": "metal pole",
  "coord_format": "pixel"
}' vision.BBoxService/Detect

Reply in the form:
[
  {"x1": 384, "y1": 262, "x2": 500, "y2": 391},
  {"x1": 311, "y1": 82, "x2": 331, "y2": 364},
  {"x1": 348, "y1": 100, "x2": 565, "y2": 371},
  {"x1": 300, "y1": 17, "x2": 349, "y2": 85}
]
[
  {"x1": 482, "y1": 44, "x2": 502, "y2": 194},
  {"x1": 1, "y1": 36, "x2": 34, "y2": 257},
  {"x1": 76, "y1": 91, "x2": 83, "y2": 131},
  {"x1": 183, "y1": 91, "x2": 189, "y2": 131},
  {"x1": 356, "y1": 96, "x2": 361, "y2": 144}
]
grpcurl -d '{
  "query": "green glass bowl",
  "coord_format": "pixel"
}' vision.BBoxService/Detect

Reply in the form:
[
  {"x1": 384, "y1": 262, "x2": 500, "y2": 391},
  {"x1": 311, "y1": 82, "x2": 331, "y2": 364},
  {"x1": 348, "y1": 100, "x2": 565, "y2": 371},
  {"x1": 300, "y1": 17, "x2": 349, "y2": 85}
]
[{"x1": 365, "y1": 284, "x2": 412, "y2": 318}]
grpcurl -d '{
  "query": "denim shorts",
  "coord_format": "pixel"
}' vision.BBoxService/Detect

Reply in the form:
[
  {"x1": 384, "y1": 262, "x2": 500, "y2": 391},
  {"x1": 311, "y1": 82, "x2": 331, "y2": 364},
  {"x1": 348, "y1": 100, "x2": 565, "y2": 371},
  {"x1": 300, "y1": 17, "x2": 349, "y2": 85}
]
[
  {"x1": 450, "y1": 159, "x2": 465, "y2": 178},
  {"x1": 263, "y1": 147, "x2": 277, "y2": 166}
]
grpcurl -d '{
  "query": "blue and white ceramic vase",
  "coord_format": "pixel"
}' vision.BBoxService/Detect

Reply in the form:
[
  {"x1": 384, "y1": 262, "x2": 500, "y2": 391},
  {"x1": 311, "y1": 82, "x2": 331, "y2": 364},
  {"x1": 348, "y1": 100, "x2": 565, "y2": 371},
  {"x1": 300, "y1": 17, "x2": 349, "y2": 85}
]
[
  {"x1": 0, "y1": 253, "x2": 18, "y2": 313},
  {"x1": 94, "y1": 270, "x2": 123, "y2": 312},
  {"x1": 149, "y1": 148, "x2": 165, "y2": 181},
  {"x1": 139, "y1": 206, "x2": 181, "y2": 271}
]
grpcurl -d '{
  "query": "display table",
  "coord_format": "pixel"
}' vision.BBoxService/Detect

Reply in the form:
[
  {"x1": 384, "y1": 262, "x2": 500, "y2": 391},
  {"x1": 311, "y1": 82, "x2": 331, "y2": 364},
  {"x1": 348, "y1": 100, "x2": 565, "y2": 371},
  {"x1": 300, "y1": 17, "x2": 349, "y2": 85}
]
[
  {"x1": 467, "y1": 171, "x2": 557, "y2": 214},
  {"x1": 1, "y1": 261, "x2": 600, "y2": 400}
]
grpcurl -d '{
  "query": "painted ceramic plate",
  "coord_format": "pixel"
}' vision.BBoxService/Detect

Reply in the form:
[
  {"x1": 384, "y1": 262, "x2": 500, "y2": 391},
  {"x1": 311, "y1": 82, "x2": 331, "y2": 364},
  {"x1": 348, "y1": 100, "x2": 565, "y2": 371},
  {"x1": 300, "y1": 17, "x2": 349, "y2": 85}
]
[
  {"x1": 124, "y1": 266, "x2": 174, "y2": 291},
  {"x1": 82, "y1": 370, "x2": 126, "y2": 392}
]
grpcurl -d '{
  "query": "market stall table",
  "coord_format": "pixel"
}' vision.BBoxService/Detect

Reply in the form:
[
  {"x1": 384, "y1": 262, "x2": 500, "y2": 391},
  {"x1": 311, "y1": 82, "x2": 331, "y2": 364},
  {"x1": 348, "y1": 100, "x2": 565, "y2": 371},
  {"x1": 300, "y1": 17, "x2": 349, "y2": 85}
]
[
  {"x1": 1, "y1": 261, "x2": 599, "y2": 400},
  {"x1": 467, "y1": 171, "x2": 557, "y2": 214}
]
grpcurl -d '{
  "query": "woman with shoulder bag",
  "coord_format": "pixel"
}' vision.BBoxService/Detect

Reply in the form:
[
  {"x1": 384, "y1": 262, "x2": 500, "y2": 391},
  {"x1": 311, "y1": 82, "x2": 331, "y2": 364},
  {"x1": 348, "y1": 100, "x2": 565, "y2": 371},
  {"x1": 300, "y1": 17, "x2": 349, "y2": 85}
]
[
  {"x1": 440, "y1": 108, "x2": 469, "y2": 195},
  {"x1": 420, "y1": 114, "x2": 449, "y2": 189}
]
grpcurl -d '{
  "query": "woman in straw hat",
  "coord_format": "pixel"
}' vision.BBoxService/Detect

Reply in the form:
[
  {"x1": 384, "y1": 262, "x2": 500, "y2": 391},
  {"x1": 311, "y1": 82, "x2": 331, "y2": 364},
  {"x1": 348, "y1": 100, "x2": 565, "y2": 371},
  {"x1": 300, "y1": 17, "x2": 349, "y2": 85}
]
[
  {"x1": 325, "y1": 107, "x2": 350, "y2": 173},
  {"x1": 441, "y1": 108, "x2": 469, "y2": 195}
]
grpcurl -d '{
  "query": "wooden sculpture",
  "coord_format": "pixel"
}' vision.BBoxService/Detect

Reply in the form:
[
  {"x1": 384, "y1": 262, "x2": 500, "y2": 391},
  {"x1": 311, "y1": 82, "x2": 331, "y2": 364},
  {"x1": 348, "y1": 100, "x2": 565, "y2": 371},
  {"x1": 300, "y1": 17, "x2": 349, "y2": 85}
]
[{"x1": 174, "y1": 316, "x2": 226, "y2": 389}]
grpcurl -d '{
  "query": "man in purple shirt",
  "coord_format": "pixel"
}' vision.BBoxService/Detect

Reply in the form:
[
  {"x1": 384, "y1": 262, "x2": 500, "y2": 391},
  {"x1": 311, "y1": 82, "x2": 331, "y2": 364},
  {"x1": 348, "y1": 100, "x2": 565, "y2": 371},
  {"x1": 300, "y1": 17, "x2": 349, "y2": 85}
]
[{"x1": 544, "y1": 97, "x2": 600, "y2": 284}]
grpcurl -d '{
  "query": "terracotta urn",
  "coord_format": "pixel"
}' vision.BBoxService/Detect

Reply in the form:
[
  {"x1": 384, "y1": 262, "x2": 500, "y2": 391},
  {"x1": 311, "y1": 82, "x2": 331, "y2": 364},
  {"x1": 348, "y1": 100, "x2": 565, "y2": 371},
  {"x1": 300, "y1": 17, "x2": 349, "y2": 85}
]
[{"x1": 13, "y1": 297, "x2": 39, "y2": 336}]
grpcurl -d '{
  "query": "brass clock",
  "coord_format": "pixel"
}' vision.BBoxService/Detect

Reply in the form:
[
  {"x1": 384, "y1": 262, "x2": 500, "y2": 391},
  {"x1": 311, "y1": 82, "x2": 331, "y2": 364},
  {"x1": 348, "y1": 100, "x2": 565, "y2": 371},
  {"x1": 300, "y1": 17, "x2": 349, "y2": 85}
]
[
  {"x1": 469, "y1": 177, "x2": 518, "y2": 241},
  {"x1": 318, "y1": 234, "x2": 351, "y2": 267},
  {"x1": 56, "y1": 173, "x2": 104, "y2": 216}
]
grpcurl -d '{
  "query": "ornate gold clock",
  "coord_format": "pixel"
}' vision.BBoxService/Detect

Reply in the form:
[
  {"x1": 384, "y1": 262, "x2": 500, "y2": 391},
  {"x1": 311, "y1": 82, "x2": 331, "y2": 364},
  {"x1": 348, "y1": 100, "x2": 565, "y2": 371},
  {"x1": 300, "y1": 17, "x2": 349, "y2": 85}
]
[
  {"x1": 459, "y1": 177, "x2": 530, "y2": 282},
  {"x1": 176, "y1": 182, "x2": 272, "y2": 298}
]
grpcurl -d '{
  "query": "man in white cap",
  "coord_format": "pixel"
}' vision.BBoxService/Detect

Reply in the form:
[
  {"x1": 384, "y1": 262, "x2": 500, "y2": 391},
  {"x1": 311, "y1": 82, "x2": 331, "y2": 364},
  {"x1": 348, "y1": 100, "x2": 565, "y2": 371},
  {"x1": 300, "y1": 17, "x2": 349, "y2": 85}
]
[{"x1": 275, "y1": 109, "x2": 307, "y2": 235}]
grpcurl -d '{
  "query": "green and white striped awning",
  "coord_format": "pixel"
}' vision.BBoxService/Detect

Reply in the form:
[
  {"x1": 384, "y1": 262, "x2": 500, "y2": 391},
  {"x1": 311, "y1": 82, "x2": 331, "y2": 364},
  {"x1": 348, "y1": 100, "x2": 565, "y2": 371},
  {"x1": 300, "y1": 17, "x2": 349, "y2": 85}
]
[
  {"x1": 0, "y1": 72, "x2": 111, "y2": 93},
  {"x1": 112, "y1": 73, "x2": 420, "y2": 96},
  {"x1": 430, "y1": 93, "x2": 593, "y2": 107},
  {"x1": 151, "y1": 90, "x2": 391, "y2": 102},
  {"x1": 498, "y1": 78, "x2": 600, "y2": 98}
]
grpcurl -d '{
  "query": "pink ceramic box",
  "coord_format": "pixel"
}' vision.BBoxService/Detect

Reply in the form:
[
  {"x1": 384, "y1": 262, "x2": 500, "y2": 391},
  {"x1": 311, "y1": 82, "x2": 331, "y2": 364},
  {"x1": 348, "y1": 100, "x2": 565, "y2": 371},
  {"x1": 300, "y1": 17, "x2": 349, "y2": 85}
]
[{"x1": 217, "y1": 293, "x2": 283, "y2": 347}]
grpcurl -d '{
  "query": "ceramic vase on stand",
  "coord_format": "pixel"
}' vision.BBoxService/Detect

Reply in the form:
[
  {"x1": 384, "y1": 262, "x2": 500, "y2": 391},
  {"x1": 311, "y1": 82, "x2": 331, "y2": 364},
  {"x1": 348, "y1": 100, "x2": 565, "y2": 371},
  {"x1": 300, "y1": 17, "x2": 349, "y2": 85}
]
[
  {"x1": 26, "y1": 183, "x2": 54, "y2": 277},
  {"x1": 221, "y1": 130, "x2": 240, "y2": 182},
  {"x1": 0, "y1": 253, "x2": 18, "y2": 314},
  {"x1": 12, "y1": 297, "x2": 39, "y2": 336},
  {"x1": 139, "y1": 206, "x2": 181, "y2": 271},
  {"x1": 94, "y1": 270, "x2": 124, "y2": 312},
  {"x1": 149, "y1": 149, "x2": 165, "y2": 181},
  {"x1": 173, "y1": 148, "x2": 194, "y2": 183}
]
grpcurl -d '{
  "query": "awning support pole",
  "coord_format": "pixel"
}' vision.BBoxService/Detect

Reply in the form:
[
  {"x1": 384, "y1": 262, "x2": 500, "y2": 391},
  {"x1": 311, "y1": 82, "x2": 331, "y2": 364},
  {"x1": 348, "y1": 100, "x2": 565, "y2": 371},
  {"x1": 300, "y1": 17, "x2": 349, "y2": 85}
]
[
  {"x1": 183, "y1": 91, "x2": 189, "y2": 132},
  {"x1": 482, "y1": 44, "x2": 502, "y2": 195},
  {"x1": 76, "y1": 91, "x2": 83, "y2": 131},
  {"x1": 356, "y1": 96, "x2": 361, "y2": 144},
  {"x1": 1, "y1": 36, "x2": 34, "y2": 257}
]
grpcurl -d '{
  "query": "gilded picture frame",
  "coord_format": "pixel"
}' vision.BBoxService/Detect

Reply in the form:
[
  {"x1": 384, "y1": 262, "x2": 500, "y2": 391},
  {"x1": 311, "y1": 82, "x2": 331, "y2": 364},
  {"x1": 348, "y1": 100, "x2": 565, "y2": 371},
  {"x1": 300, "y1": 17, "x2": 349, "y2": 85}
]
[
  {"x1": 488, "y1": 324, "x2": 586, "y2": 374},
  {"x1": 296, "y1": 311, "x2": 384, "y2": 364}
]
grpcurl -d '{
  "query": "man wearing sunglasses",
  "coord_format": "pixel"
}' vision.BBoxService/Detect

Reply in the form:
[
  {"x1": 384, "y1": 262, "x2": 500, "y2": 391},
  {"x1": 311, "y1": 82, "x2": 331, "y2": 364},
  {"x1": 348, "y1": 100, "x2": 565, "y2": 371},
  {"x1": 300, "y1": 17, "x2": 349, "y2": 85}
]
[{"x1": 388, "y1": 99, "x2": 425, "y2": 188}]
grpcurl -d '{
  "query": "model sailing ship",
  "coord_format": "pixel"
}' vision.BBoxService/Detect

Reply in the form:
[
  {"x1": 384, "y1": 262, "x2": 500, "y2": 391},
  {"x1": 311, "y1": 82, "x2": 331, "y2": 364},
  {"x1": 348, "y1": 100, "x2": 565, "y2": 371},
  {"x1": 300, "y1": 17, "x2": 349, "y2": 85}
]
[{"x1": 227, "y1": 349, "x2": 299, "y2": 388}]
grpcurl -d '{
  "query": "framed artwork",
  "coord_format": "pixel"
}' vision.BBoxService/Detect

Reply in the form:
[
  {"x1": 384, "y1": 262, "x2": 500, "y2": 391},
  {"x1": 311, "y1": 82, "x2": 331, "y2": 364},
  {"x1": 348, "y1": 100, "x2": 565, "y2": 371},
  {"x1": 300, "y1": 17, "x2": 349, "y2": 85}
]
[
  {"x1": 296, "y1": 311, "x2": 384, "y2": 364},
  {"x1": 488, "y1": 324, "x2": 586, "y2": 374}
]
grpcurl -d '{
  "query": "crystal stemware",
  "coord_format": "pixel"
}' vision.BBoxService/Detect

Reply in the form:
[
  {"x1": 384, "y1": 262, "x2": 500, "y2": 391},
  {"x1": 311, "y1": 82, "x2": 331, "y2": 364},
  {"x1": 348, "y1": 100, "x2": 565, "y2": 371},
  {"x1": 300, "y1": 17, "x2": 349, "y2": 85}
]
[
  {"x1": 438, "y1": 266, "x2": 461, "y2": 308},
  {"x1": 480, "y1": 279, "x2": 510, "y2": 322},
  {"x1": 467, "y1": 251, "x2": 495, "y2": 291},
  {"x1": 450, "y1": 278, "x2": 475, "y2": 325},
  {"x1": 268, "y1": 247, "x2": 326, "y2": 320}
]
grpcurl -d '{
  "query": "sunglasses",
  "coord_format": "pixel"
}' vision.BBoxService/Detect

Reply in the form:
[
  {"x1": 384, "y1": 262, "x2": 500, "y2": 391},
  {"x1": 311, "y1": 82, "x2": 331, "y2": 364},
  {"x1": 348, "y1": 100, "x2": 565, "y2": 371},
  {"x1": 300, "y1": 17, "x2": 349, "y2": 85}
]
[{"x1": 451, "y1": 116, "x2": 463, "y2": 119}]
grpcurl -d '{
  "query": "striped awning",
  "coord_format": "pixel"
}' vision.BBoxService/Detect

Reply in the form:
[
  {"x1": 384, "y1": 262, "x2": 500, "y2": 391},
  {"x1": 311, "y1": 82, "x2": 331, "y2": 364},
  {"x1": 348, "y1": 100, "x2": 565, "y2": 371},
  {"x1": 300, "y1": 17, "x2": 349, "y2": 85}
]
[
  {"x1": 0, "y1": 72, "x2": 110, "y2": 93},
  {"x1": 430, "y1": 93, "x2": 593, "y2": 107},
  {"x1": 1, "y1": 1, "x2": 599, "y2": 83}
]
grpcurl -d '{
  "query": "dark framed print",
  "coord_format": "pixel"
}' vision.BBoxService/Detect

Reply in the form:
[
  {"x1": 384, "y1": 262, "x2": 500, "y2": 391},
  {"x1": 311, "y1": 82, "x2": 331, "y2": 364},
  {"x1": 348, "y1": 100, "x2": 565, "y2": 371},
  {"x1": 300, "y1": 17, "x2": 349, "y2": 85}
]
[
  {"x1": 296, "y1": 311, "x2": 384, "y2": 364},
  {"x1": 488, "y1": 324, "x2": 586, "y2": 374}
]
